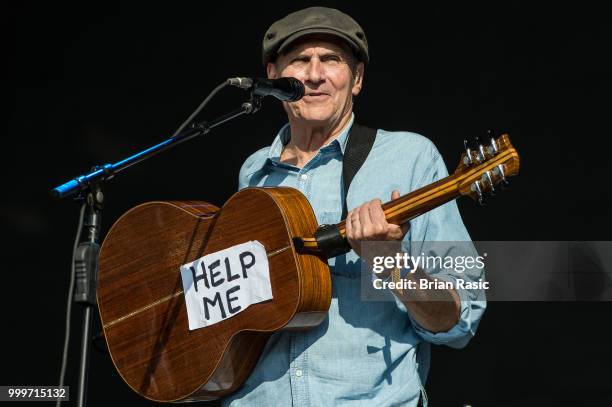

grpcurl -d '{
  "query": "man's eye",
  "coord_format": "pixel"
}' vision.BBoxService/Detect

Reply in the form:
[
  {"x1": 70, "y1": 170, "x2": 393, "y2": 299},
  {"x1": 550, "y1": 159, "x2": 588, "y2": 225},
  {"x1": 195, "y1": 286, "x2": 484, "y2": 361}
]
[{"x1": 322, "y1": 56, "x2": 341, "y2": 64}]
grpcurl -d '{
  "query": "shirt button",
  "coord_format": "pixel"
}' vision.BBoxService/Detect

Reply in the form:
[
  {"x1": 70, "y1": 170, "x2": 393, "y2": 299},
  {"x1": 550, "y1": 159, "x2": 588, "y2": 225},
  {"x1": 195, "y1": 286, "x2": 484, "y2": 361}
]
[
  {"x1": 295, "y1": 369, "x2": 303, "y2": 377},
  {"x1": 300, "y1": 174, "x2": 308, "y2": 181}
]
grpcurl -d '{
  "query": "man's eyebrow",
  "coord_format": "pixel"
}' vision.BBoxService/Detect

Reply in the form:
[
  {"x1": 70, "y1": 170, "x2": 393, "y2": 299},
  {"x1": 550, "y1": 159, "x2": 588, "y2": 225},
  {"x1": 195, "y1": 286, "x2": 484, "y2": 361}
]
[
  {"x1": 291, "y1": 51, "x2": 344, "y2": 59},
  {"x1": 319, "y1": 51, "x2": 343, "y2": 58}
]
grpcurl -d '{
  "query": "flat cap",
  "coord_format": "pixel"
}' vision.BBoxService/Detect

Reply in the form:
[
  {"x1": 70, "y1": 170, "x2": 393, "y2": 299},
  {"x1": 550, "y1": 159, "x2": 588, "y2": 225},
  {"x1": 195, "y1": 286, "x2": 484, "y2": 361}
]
[{"x1": 262, "y1": 7, "x2": 369, "y2": 66}]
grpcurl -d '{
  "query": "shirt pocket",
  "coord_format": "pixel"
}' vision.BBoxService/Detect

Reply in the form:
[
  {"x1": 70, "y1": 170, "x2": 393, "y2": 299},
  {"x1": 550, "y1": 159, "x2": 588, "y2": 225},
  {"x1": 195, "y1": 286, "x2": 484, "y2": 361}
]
[{"x1": 317, "y1": 211, "x2": 362, "y2": 279}]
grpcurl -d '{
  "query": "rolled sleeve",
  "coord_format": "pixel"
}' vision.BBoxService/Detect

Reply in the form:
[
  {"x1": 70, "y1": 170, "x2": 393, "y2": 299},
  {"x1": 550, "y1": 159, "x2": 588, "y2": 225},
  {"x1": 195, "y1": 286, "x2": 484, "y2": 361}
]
[
  {"x1": 408, "y1": 274, "x2": 486, "y2": 349},
  {"x1": 386, "y1": 267, "x2": 486, "y2": 348}
]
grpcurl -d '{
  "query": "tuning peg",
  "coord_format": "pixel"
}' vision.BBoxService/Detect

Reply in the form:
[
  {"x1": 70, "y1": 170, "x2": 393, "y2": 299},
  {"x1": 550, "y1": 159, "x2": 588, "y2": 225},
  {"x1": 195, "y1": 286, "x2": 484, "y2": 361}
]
[
  {"x1": 486, "y1": 129, "x2": 499, "y2": 155},
  {"x1": 474, "y1": 135, "x2": 486, "y2": 163},
  {"x1": 494, "y1": 164, "x2": 509, "y2": 189},
  {"x1": 482, "y1": 171, "x2": 495, "y2": 195},
  {"x1": 471, "y1": 181, "x2": 486, "y2": 206},
  {"x1": 463, "y1": 139, "x2": 473, "y2": 166},
  {"x1": 478, "y1": 195, "x2": 486, "y2": 206}
]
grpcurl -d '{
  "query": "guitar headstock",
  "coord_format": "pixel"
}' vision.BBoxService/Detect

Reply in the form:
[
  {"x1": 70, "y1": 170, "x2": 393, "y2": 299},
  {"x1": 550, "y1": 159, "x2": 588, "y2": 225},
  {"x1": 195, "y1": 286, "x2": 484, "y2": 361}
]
[{"x1": 454, "y1": 130, "x2": 520, "y2": 205}]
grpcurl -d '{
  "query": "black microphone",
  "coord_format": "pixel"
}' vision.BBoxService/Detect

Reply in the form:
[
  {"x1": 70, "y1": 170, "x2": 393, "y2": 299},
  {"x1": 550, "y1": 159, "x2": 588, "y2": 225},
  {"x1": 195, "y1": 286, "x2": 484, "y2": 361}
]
[{"x1": 227, "y1": 77, "x2": 305, "y2": 101}]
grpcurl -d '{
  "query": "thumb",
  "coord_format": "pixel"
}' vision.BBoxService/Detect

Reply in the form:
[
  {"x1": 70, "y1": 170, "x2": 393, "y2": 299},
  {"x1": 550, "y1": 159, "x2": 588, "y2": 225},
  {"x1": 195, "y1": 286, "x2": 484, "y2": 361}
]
[{"x1": 391, "y1": 189, "x2": 400, "y2": 200}]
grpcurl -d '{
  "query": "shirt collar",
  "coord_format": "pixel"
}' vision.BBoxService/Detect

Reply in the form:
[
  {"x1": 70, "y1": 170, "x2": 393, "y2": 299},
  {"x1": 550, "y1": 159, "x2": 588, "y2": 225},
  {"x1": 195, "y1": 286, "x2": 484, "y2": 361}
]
[{"x1": 268, "y1": 112, "x2": 355, "y2": 162}]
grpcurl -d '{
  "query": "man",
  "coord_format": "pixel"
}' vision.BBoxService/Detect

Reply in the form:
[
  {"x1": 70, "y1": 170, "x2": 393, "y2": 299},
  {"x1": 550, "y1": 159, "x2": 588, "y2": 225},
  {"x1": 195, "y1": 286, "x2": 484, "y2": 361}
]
[{"x1": 227, "y1": 7, "x2": 485, "y2": 406}]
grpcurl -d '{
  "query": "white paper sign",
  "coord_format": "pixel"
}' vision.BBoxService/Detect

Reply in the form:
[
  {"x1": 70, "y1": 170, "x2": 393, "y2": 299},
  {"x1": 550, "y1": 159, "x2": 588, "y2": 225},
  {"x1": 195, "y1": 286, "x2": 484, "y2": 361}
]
[{"x1": 180, "y1": 240, "x2": 273, "y2": 330}]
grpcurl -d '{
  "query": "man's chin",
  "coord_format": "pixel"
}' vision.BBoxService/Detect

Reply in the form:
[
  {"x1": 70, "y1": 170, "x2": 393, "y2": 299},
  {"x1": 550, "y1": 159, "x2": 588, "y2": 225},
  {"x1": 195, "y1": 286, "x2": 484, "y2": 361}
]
[
  {"x1": 291, "y1": 110, "x2": 337, "y2": 126},
  {"x1": 297, "y1": 116, "x2": 334, "y2": 125}
]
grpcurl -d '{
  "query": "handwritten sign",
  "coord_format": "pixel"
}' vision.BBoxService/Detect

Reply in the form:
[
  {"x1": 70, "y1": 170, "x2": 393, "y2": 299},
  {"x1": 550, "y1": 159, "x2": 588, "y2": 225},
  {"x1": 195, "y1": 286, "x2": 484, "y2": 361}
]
[{"x1": 180, "y1": 241, "x2": 273, "y2": 330}]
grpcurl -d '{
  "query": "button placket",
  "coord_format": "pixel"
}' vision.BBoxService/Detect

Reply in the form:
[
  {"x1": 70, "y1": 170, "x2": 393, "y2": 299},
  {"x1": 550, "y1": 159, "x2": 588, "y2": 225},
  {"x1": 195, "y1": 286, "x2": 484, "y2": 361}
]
[{"x1": 288, "y1": 332, "x2": 302, "y2": 406}]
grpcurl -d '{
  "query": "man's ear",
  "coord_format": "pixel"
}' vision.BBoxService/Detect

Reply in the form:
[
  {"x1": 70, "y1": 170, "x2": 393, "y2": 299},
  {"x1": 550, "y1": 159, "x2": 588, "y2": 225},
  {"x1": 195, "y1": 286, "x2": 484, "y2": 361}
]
[
  {"x1": 267, "y1": 62, "x2": 278, "y2": 79},
  {"x1": 352, "y1": 62, "x2": 365, "y2": 96}
]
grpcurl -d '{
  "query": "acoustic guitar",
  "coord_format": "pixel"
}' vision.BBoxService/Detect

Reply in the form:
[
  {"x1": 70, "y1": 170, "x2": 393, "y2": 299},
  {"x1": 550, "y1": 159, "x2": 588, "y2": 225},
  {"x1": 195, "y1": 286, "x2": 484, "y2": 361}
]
[{"x1": 97, "y1": 133, "x2": 519, "y2": 402}]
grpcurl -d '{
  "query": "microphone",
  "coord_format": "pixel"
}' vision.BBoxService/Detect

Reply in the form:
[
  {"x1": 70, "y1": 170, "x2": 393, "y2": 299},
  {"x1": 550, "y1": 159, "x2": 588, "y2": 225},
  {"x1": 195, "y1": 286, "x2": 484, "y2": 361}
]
[{"x1": 227, "y1": 77, "x2": 305, "y2": 101}]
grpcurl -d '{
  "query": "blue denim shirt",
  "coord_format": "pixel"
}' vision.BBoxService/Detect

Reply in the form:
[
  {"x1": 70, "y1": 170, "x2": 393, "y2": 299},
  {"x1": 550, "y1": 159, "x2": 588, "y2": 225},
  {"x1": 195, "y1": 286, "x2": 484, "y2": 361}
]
[{"x1": 223, "y1": 114, "x2": 486, "y2": 406}]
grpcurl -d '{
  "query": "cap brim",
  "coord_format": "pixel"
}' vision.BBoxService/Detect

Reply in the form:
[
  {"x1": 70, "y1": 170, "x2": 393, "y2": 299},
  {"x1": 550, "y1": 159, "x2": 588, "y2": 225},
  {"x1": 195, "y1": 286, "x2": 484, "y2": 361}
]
[{"x1": 277, "y1": 27, "x2": 360, "y2": 56}]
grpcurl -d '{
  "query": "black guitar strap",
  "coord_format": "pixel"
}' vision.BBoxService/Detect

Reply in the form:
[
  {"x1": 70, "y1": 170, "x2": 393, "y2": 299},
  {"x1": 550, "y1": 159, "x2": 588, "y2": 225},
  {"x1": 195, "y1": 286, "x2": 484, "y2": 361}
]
[{"x1": 341, "y1": 123, "x2": 377, "y2": 219}]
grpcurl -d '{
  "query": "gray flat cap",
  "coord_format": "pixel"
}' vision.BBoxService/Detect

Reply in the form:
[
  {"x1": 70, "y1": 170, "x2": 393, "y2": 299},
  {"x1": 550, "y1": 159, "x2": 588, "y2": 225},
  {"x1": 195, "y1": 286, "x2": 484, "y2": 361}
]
[{"x1": 262, "y1": 7, "x2": 369, "y2": 66}]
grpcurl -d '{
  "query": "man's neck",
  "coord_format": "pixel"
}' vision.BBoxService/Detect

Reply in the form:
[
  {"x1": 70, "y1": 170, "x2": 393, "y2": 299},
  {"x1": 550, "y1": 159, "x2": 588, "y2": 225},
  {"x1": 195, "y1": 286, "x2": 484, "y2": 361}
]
[{"x1": 280, "y1": 111, "x2": 352, "y2": 168}]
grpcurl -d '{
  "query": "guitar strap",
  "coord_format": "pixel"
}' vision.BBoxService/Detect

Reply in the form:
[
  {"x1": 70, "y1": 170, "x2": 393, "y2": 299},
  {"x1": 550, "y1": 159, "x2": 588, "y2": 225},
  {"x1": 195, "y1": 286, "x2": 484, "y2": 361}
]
[{"x1": 341, "y1": 123, "x2": 377, "y2": 220}]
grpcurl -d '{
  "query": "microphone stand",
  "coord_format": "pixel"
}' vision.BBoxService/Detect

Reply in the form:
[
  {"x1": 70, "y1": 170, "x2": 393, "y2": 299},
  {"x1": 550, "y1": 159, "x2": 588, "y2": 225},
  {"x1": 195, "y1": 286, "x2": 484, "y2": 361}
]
[{"x1": 52, "y1": 93, "x2": 263, "y2": 407}]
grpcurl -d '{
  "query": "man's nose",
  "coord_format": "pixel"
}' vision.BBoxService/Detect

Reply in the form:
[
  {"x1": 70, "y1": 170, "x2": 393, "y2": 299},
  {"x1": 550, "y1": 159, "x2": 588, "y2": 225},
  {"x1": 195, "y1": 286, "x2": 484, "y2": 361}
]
[{"x1": 304, "y1": 58, "x2": 325, "y2": 84}]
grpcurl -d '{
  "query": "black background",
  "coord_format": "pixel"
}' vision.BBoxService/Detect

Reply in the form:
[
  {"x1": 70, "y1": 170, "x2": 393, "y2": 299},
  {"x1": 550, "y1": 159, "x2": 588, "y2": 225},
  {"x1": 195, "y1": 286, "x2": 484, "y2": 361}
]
[{"x1": 4, "y1": 2, "x2": 611, "y2": 406}]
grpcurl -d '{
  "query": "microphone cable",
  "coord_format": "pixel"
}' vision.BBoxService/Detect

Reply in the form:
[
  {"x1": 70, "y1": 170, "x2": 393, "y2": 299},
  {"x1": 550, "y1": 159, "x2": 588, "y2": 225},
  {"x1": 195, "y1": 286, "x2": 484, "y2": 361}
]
[{"x1": 56, "y1": 203, "x2": 85, "y2": 406}]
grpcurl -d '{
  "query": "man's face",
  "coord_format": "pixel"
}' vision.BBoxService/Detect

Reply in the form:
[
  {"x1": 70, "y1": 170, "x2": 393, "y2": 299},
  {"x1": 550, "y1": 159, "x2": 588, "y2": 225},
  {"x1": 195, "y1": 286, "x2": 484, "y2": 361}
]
[{"x1": 267, "y1": 36, "x2": 364, "y2": 127}]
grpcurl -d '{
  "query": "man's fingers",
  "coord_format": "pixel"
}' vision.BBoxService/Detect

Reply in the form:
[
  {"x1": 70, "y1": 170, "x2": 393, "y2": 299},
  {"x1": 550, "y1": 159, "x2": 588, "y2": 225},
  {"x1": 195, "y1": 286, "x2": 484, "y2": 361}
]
[
  {"x1": 345, "y1": 191, "x2": 409, "y2": 256},
  {"x1": 369, "y1": 199, "x2": 387, "y2": 235},
  {"x1": 346, "y1": 209, "x2": 361, "y2": 252},
  {"x1": 358, "y1": 202, "x2": 374, "y2": 236},
  {"x1": 389, "y1": 190, "x2": 410, "y2": 238},
  {"x1": 345, "y1": 209, "x2": 353, "y2": 236},
  {"x1": 347, "y1": 209, "x2": 358, "y2": 237}
]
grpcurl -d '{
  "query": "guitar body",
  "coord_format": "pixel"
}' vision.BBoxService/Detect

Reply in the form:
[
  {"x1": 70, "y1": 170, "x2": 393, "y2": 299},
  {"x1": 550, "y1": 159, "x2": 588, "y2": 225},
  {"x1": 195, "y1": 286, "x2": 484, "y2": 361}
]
[{"x1": 97, "y1": 187, "x2": 332, "y2": 402}]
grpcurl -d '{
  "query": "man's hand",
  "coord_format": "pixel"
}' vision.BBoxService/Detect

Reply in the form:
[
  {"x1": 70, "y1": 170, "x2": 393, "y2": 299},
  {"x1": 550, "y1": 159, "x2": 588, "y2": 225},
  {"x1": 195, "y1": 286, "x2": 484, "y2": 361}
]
[{"x1": 345, "y1": 190, "x2": 410, "y2": 264}]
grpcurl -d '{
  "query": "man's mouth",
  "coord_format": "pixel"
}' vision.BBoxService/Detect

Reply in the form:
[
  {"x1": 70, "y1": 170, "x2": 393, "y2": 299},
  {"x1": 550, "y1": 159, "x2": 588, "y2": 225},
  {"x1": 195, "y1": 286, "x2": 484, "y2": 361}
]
[{"x1": 304, "y1": 92, "x2": 329, "y2": 99}]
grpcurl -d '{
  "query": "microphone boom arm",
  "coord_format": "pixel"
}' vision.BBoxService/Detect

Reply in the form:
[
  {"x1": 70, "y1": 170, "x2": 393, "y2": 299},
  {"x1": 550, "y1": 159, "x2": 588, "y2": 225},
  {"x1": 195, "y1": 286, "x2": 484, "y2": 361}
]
[{"x1": 51, "y1": 96, "x2": 261, "y2": 199}]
